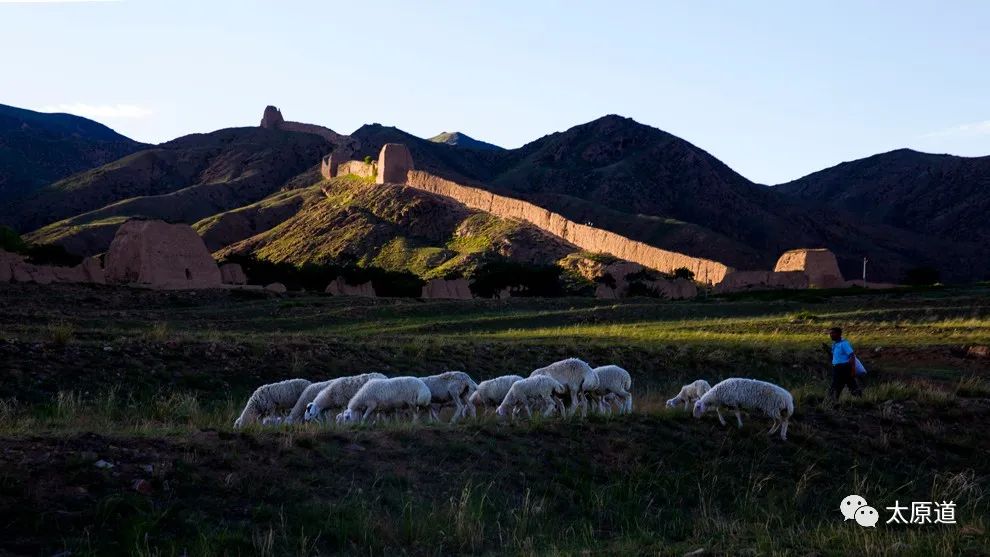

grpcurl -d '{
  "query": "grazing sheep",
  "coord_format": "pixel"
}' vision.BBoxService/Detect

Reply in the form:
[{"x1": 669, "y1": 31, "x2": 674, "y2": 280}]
[
  {"x1": 469, "y1": 375, "x2": 524, "y2": 415},
  {"x1": 666, "y1": 379, "x2": 712, "y2": 411},
  {"x1": 285, "y1": 380, "x2": 334, "y2": 424},
  {"x1": 496, "y1": 375, "x2": 566, "y2": 419},
  {"x1": 530, "y1": 358, "x2": 599, "y2": 416},
  {"x1": 587, "y1": 365, "x2": 633, "y2": 415},
  {"x1": 336, "y1": 376, "x2": 432, "y2": 424},
  {"x1": 421, "y1": 371, "x2": 479, "y2": 422},
  {"x1": 693, "y1": 378, "x2": 795, "y2": 440},
  {"x1": 303, "y1": 373, "x2": 388, "y2": 422},
  {"x1": 233, "y1": 378, "x2": 311, "y2": 429}
]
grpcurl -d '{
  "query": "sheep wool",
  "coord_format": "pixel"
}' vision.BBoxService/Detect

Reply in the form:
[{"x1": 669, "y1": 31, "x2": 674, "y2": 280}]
[
  {"x1": 337, "y1": 376, "x2": 432, "y2": 424},
  {"x1": 421, "y1": 371, "x2": 479, "y2": 422},
  {"x1": 233, "y1": 378, "x2": 312, "y2": 429},
  {"x1": 303, "y1": 372, "x2": 388, "y2": 422},
  {"x1": 588, "y1": 365, "x2": 633, "y2": 414},
  {"x1": 496, "y1": 375, "x2": 566, "y2": 419},
  {"x1": 666, "y1": 379, "x2": 712, "y2": 411},
  {"x1": 530, "y1": 358, "x2": 598, "y2": 416},
  {"x1": 469, "y1": 375, "x2": 524, "y2": 413},
  {"x1": 284, "y1": 380, "x2": 335, "y2": 424},
  {"x1": 693, "y1": 378, "x2": 794, "y2": 440}
]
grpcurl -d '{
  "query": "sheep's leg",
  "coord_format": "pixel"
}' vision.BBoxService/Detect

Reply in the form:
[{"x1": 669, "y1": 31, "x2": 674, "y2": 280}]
[
  {"x1": 622, "y1": 393, "x2": 633, "y2": 414},
  {"x1": 361, "y1": 404, "x2": 375, "y2": 423},
  {"x1": 541, "y1": 395, "x2": 556, "y2": 417},
  {"x1": 734, "y1": 409, "x2": 743, "y2": 428},
  {"x1": 780, "y1": 418, "x2": 789, "y2": 440},
  {"x1": 683, "y1": 399, "x2": 692, "y2": 412},
  {"x1": 451, "y1": 397, "x2": 465, "y2": 424},
  {"x1": 411, "y1": 405, "x2": 421, "y2": 424},
  {"x1": 715, "y1": 408, "x2": 727, "y2": 426},
  {"x1": 464, "y1": 396, "x2": 477, "y2": 418}
]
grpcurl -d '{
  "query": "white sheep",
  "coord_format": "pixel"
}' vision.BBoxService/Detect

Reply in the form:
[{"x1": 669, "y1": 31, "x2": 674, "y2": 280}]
[
  {"x1": 303, "y1": 372, "x2": 388, "y2": 422},
  {"x1": 336, "y1": 376, "x2": 432, "y2": 424},
  {"x1": 693, "y1": 378, "x2": 795, "y2": 440},
  {"x1": 284, "y1": 379, "x2": 334, "y2": 424},
  {"x1": 496, "y1": 375, "x2": 566, "y2": 419},
  {"x1": 587, "y1": 365, "x2": 633, "y2": 415},
  {"x1": 420, "y1": 371, "x2": 479, "y2": 422},
  {"x1": 530, "y1": 358, "x2": 599, "y2": 416},
  {"x1": 233, "y1": 378, "x2": 311, "y2": 428},
  {"x1": 469, "y1": 375, "x2": 524, "y2": 415},
  {"x1": 666, "y1": 379, "x2": 712, "y2": 411}
]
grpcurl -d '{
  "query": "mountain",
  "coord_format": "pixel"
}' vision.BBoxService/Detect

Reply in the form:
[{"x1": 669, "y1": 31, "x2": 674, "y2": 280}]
[
  {"x1": 16, "y1": 126, "x2": 333, "y2": 254},
  {"x1": 0, "y1": 103, "x2": 145, "y2": 203},
  {"x1": 429, "y1": 131, "x2": 503, "y2": 151},
  {"x1": 775, "y1": 148, "x2": 990, "y2": 245}
]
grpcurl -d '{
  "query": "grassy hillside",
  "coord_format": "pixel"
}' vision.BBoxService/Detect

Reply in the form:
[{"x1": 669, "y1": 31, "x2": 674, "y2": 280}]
[
  {"x1": 216, "y1": 176, "x2": 577, "y2": 279},
  {"x1": 0, "y1": 284, "x2": 987, "y2": 555}
]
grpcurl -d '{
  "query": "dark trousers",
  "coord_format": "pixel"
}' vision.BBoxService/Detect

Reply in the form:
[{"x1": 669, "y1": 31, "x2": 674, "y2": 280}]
[{"x1": 830, "y1": 362, "x2": 862, "y2": 399}]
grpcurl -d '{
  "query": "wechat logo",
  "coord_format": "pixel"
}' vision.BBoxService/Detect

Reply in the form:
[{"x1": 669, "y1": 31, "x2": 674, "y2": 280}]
[{"x1": 840, "y1": 495, "x2": 879, "y2": 528}]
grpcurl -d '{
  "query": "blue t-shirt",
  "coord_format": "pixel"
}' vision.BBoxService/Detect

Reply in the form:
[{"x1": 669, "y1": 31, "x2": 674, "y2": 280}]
[{"x1": 832, "y1": 339, "x2": 854, "y2": 365}]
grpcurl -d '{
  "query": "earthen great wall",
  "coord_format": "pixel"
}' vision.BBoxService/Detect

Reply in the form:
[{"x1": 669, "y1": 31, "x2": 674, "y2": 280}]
[
  {"x1": 321, "y1": 141, "x2": 864, "y2": 292},
  {"x1": 404, "y1": 171, "x2": 733, "y2": 285}
]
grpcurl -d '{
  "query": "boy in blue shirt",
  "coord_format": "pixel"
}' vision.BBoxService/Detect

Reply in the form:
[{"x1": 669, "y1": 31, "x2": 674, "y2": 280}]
[{"x1": 826, "y1": 327, "x2": 862, "y2": 400}]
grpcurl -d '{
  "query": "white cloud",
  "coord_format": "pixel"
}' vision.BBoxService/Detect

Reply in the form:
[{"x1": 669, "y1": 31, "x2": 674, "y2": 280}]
[
  {"x1": 921, "y1": 120, "x2": 990, "y2": 139},
  {"x1": 40, "y1": 103, "x2": 153, "y2": 120}
]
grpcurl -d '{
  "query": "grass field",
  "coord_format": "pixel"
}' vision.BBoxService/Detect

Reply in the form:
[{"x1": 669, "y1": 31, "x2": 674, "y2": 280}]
[{"x1": 1, "y1": 283, "x2": 989, "y2": 555}]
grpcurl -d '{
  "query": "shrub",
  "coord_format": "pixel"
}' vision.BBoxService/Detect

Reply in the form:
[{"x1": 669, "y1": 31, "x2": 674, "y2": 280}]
[
  {"x1": 47, "y1": 320, "x2": 75, "y2": 346},
  {"x1": 363, "y1": 155, "x2": 373, "y2": 165},
  {"x1": 672, "y1": 267, "x2": 695, "y2": 281},
  {"x1": 0, "y1": 226, "x2": 27, "y2": 253},
  {"x1": 469, "y1": 262, "x2": 564, "y2": 298}
]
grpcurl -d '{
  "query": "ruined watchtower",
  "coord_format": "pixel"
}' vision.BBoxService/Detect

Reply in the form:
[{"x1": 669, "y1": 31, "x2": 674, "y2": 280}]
[{"x1": 376, "y1": 143, "x2": 414, "y2": 184}]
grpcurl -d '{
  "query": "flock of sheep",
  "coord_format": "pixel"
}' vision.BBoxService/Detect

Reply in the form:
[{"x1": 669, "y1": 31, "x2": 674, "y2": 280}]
[{"x1": 232, "y1": 358, "x2": 795, "y2": 440}]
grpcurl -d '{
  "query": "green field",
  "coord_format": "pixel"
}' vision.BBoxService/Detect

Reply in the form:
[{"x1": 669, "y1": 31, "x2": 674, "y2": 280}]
[{"x1": 1, "y1": 283, "x2": 988, "y2": 555}]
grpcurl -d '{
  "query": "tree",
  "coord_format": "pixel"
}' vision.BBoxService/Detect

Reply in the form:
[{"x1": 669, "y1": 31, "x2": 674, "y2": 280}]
[{"x1": 672, "y1": 267, "x2": 695, "y2": 281}]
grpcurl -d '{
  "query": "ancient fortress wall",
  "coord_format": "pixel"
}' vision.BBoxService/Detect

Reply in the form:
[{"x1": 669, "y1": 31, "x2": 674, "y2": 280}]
[
  {"x1": 405, "y1": 170, "x2": 732, "y2": 284},
  {"x1": 334, "y1": 160, "x2": 376, "y2": 178}
]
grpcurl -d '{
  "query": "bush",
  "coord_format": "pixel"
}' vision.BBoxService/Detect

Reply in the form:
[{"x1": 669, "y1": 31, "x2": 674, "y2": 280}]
[
  {"x1": 0, "y1": 226, "x2": 27, "y2": 253},
  {"x1": 903, "y1": 266, "x2": 940, "y2": 286},
  {"x1": 672, "y1": 267, "x2": 695, "y2": 281},
  {"x1": 363, "y1": 155, "x2": 373, "y2": 165},
  {"x1": 469, "y1": 262, "x2": 564, "y2": 298}
]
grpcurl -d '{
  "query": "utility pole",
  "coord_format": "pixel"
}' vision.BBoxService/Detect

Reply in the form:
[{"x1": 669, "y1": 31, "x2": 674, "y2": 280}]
[{"x1": 862, "y1": 257, "x2": 868, "y2": 286}]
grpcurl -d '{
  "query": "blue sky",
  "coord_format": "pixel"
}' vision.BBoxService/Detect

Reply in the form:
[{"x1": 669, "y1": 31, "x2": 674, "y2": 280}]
[{"x1": 1, "y1": 0, "x2": 988, "y2": 184}]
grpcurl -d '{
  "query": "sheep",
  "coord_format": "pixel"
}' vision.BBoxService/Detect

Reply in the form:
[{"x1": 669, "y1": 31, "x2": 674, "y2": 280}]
[
  {"x1": 693, "y1": 378, "x2": 794, "y2": 440},
  {"x1": 586, "y1": 365, "x2": 633, "y2": 415},
  {"x1": 303, "y1": 372, "x2": 388, "y2": 422},
  {"x1": 284, "y1": 379, "x2": 335, "y2": 424},
  {"x1": 420, "y1": 371, "x2": 479, "y2": 422},
  {"x1": 336, "y1": 376, "x2": 432, "y2": 424},
  {"x1": 233, "y1": 378, "x2": 311, "y2": 429},
  {"x1": 666, "y1": 379, "x2": 712, "y2": 411},
  {"x1": 496, "y1": 375, "x2": 566, "y2": 419},
  {"x1": 530, "y1": 358, "x2": 598, "y2": 416},
  {"x1": 469, "y1": 375, "x2": 524, "y2": 415}
]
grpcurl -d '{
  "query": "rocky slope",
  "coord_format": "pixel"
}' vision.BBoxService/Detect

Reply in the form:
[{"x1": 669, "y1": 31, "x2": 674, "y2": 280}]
[{"x1": 0, "y1": 103, "x2": 145, "y2": 204}]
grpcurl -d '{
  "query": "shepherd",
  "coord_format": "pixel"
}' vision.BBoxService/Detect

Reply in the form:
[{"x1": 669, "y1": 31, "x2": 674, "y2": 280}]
[{"x1": 825, "y1": 326, "x2": 863, "y2": 400}]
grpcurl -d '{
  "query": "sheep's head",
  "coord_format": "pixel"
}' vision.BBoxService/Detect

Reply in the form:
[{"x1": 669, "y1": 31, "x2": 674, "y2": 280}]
[
  {"x1": 336, "y1": 409, "x2": 357, "y2": 424},
  {"x1": 665, "y1": 396, "x2": 682, "y2": 409},
  {"x1": 692, "y1": 400, "x2": 706, "y2": 418},
  {"x1": 495, "y1": 404, "x2": 510, "y2": 418},
  {"x1": 468, "y1": 391, "x2": 481, "y2": 405},
  {"x1": 304, "y1": 402, "x2": 320, "y2": 422}
]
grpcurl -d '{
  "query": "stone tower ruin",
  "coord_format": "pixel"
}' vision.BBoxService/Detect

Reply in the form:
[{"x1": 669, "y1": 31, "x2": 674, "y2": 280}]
[{"x1": 376, "y1": 143, "x2": 415, "y2": 184}]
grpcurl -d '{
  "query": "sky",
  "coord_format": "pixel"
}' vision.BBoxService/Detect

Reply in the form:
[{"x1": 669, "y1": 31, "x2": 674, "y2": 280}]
[{"x1": 1, "y1": 0, "x2": 988, "y2": 184}]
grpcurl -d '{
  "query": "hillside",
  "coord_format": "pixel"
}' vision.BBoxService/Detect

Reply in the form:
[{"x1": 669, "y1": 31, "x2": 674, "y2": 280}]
[
  {"x1": 16, "y1": 127, "x2": 332, "y2": 254},
  {"x1": 216, "y1": 176, "x2": 577, "y2": 278},
  {"x1": 429, "y1": 131, "x2": 504, "y2": 151},
  {"x1": 776, "y1": 148, "x2": 990, "y2": 245},
  {"x1": 0, "y1": 103, "x2": 145, "y2": 204}
]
